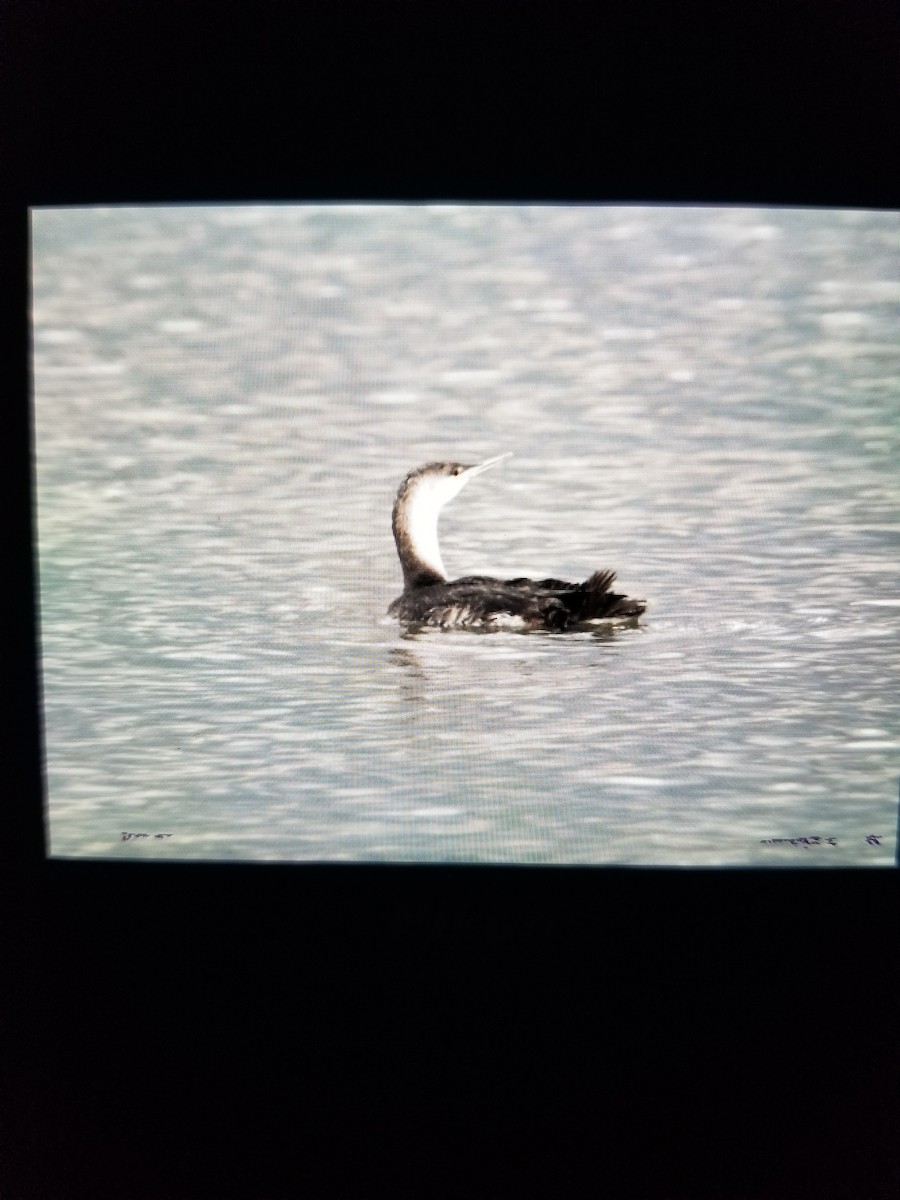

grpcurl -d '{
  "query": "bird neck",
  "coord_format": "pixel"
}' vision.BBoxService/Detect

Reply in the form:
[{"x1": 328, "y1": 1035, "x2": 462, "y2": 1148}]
[{"x1": 393, "y1": 488, "x2": 448, "y2": 589}]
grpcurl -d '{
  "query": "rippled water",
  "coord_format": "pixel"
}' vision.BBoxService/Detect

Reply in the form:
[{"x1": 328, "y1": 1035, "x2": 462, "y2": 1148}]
[{"x1": 32, "y1": 204, "x2": 898, "y2": 864}]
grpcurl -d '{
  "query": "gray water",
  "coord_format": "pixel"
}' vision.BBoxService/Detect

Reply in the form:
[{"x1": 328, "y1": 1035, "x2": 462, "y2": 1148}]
[{"x1": 32, "y1": 204, "x2": 898, "y2": 865}]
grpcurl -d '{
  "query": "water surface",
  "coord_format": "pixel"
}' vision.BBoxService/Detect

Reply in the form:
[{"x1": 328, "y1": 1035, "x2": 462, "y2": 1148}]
[{"x1": 32, "y1": 205, "x2": 899, "y2": 864}]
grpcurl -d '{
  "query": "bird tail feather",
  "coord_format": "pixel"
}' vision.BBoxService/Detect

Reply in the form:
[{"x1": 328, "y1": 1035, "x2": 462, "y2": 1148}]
[{"x1": 574, "y1": 569, "x2": 646, "y2": 620}]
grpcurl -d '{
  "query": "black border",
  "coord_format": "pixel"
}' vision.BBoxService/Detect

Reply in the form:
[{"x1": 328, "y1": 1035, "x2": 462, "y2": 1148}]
[{"x1": 4, "y1": 2, "x2": 899, "y2": 1197}]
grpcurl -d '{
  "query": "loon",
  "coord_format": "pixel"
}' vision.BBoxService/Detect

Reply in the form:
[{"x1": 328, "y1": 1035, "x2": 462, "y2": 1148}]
[{"x1": 388, "y1": 454, "x2": 646, "y2": 631}]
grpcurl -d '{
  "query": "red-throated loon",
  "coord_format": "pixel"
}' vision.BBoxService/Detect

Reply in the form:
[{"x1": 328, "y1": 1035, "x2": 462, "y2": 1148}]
[{"x1": 388, "y1": 454, "x2": 646, "y2": 631}]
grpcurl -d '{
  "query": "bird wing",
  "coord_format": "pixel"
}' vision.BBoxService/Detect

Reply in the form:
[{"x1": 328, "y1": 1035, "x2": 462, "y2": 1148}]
[{"x1": 406, "y1": 577, "x2": 570, "y2": 629}]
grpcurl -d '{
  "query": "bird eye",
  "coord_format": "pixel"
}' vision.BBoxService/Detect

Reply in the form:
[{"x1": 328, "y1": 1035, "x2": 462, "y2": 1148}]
[{"x1": 451, "y1": 466, "x2": 461, "y2": 476}]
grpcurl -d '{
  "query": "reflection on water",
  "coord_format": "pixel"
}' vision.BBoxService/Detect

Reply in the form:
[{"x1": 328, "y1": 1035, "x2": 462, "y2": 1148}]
[{"x1": 32, "y1": 205, "x2": 899, "y2": 865}]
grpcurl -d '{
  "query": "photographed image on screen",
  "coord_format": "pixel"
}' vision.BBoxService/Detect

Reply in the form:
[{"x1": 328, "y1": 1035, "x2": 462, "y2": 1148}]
[{"x1": 32, "y1": 204, "x2": 899, "y2": 865}]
